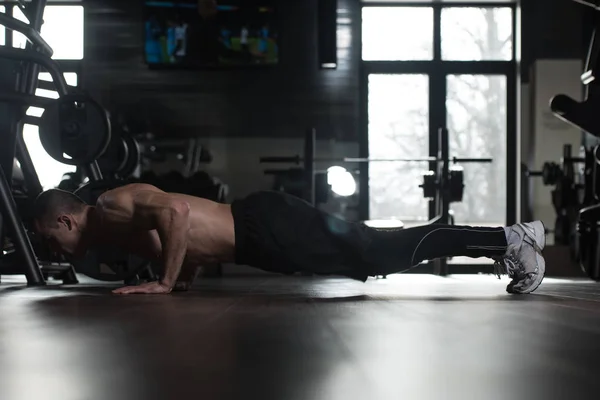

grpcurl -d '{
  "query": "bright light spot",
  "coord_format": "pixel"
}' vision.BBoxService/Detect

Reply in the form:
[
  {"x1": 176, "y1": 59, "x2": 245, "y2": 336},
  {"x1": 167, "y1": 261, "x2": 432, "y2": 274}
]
[
  {"x1": 12, "y1": 6, "x2": 28, "y2": 49},
  {"x1": 26, "y1": 107, "x2": 44, "y2": 117},
  {"x1": 41, "y1": 6, "x2": 84, "y2": 60},
  {"x1": 327, "y1": 166, "x2": 356, "y2": 197},
  {"x1": 22, "y1": 124, "x2": 76, "y2": 190},
  {"x1": 38, "y1": 72, "x2": 78, "y2": 87},
  {"x1": 363, "y1": 219, "x2": 404, "y2": 229},
  {"x1": 35, "y1": 88, "x2": 59, "y2": 99},
  {"x1": 12, "y1": 6, "x2": 83, "y2": 60}
]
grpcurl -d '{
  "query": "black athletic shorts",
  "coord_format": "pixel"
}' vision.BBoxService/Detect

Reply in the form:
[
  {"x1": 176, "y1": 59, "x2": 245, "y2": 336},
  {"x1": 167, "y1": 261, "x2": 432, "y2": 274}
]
[{"x1": 231, "y1": 191, "x2": 374, "y2": 281}]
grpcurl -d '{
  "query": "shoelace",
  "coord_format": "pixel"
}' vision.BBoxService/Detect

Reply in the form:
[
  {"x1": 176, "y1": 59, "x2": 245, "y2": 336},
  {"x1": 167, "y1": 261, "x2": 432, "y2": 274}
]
[
  {"x1": 492, "y1": 244, "x2": 521, "y2": 279},
  {"x1": 493, "y1": 256, "x2": 518, "y2": 279}
]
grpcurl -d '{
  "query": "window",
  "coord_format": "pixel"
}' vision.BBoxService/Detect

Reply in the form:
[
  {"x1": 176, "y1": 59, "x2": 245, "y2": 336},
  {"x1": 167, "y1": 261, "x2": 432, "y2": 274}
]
[
  {"x1": 446, "y1": 74, "x2": 507, "y2": 225},
  {"x1": 10, "y1": 5, "x2": 84, "y2": 190},
  {"x1": 441, "y1": 7, "x2": 512, "y2": 61},
  {"x1": 362, "y1": 7, "x2": 434, "y2": 61},
  {"x1": 368, "y1": 74, "x2": 430, "y2": 220},
  {"x1": 26, "y1": 73, "x2": 78, "y2": 117},
  {"x1": 12, "y1": 6, "x2": 28, "y2": 49},
  {"x1": 13, "y1": 5, "x2": 84, "y2": 60},
  {"x1": 38, "y1": 72, "x2": 79, "y2": 87},
  {"x1": 22, "y1": 125, "x2": 76, "y2": 191}
]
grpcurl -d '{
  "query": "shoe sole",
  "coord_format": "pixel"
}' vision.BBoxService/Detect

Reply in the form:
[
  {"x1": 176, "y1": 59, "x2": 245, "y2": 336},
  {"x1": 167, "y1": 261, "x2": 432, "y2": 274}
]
[{"x1": 515, "y1": 220, "x2": 546, "y2": 294}]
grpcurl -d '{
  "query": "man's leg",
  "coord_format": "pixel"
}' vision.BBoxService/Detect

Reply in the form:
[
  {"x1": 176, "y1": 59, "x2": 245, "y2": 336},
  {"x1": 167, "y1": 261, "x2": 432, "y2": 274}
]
[
  {"x1": 231, "y1": 191, "x2": 546, "y2": 294},
  {"x1": 363, "y1": 221, "x2": 546, "y2": 294}
]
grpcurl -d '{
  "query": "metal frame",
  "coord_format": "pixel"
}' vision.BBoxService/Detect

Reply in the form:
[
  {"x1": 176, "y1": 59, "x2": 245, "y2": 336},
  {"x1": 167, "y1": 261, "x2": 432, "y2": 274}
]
[
  {"x1": 0, "y1": 0, "x2": 48, "y2": 285},
  {"x1": 359, "y1": 1, "x2": 518, "y2": 273}
]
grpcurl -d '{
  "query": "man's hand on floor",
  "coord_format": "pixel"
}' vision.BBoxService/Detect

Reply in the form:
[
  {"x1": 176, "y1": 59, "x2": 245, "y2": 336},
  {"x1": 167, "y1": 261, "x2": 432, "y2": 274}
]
[{"x1": 112, "y1": 281, "x2": 172, "y2": 295}]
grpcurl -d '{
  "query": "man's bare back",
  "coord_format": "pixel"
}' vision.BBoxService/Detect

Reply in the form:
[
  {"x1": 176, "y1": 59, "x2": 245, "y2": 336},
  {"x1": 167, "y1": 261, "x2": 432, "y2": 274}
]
[{"x1": 96, "y1": 184, "x2": 236, "y2": 293}]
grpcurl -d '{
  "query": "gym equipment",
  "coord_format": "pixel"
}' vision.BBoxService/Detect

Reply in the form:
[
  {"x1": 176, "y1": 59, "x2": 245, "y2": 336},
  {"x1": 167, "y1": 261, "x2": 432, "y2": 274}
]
[
  {"x1": 57, "y1": 172, "x2": 84, "y2": 192},
  {"x1": 260, "y1": 128, "x2": 489, "y2": 207},
  {"x1": 527, "y1": 162, "x2": 563, "y2": 186},
  {"x1": 96, "y1": 136, "x2": 129, "y2": 178},
  {"x1": 0, "y1": 1, "x2": 135, "y2": 285},
  {"x1": 39, "y1": 94, "x2": 112, "y2": 166},
  {"x1": 0, "y1": 0, "x2": 53, "y2": 285},
  {"x1": 420, "y1": 166, "x2": 465, "y2": 203},
  {"x1": 138, "y1": 170, "x2": 228, "y2": 204},
  {"x1": 96, "y1": 134, "x2": 141, "y2": 180},
  {"x1": 551, "y1": 0, "x2": 600, "y2": 135},
  {"x1": 525, "y1": 144, "x2": 587, "y2": 246},
  {"x1": 120, "y1": 134, "x2": 142, "y2": 178},
  {"x1": 260, "y1": 154, "x2": 493, "y2": 165},
  {"x1": 577, "y1": 204, "x2": 600, "y2": 280},
  {"x1": 550, "y1": 1, "x2": 600, "y2": 279}
]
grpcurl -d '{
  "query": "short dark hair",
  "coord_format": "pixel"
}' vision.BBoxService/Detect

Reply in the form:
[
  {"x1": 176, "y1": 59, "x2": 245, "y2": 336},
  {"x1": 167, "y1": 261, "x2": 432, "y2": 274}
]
[{"x1": 33, "y1": 189, "x2": 86, "y2": 227}]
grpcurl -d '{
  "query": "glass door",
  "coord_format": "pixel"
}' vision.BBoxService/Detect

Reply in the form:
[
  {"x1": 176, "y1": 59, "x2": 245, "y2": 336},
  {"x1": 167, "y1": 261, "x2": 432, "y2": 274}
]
[
  {"x1": 446, "y1": 74, "x2": 507, "y2": 227},
  {"x1": 367, "y1": 74, "x2": 430, "y2": 222}
]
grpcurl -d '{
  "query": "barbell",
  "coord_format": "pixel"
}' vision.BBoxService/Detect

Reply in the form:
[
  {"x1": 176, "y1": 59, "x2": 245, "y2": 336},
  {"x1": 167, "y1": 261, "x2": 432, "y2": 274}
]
[
  {"x1": 259, "y1": 128, "x2": 493, "y2": 206},
  {"x1": 260, "y1": 155, "x2": 493, "y2": 164}
]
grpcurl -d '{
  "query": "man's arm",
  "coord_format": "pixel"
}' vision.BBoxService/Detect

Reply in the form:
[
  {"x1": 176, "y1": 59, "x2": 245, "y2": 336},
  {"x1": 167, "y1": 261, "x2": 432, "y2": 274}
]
[{"x1": 131, "y1": 190, "x2": 191, "y2": 289}]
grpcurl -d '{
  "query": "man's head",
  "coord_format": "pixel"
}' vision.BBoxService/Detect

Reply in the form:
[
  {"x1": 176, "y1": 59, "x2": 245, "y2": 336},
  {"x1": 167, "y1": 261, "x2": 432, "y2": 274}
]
[{"x1": 33, "y1": 189, "x2": 88, "y2": 257}]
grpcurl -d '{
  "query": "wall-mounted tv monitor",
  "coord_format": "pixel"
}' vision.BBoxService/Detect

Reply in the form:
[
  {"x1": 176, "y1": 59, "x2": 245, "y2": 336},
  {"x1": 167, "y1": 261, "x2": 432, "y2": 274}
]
[{"x1": 144, "y1": 0, "x2": 279, "y2": 67}]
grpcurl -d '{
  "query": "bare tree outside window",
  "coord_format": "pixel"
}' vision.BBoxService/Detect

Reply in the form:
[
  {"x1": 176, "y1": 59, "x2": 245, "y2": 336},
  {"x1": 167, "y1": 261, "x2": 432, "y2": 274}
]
[{"x1": 368, "y1": 75, "x2": 429, "y2": 220}]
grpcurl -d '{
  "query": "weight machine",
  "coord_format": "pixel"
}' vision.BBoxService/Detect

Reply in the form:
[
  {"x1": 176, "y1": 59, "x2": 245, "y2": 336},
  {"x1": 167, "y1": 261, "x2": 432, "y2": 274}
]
[
  {"x1": 0, "y1": 0, "x2": 152, "y2": 285},
  {"x1": 0, "y1": 0, "x2": 54, "y2": 285},
  {"x1": 549, "y1": 0, "x2": 600, "y2": 281}
]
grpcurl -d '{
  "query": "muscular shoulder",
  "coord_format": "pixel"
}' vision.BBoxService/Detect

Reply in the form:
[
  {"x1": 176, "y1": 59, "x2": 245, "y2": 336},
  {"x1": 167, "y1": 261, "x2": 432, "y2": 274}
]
[{"x1": 97, "y1": 183, "x2": 163, "y2": 209}]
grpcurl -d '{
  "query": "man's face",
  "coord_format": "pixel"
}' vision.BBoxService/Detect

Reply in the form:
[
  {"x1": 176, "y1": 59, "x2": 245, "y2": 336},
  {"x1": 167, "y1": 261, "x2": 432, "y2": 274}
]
[{"x1": 35, "y1": 216, "x2": 84, "y2": 259}]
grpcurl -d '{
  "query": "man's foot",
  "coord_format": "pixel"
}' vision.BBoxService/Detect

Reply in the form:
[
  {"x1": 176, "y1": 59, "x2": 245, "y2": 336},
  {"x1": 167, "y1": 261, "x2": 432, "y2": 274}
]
[{"x1": 494, "y1": 220, "x2": 546, "y2": 294}]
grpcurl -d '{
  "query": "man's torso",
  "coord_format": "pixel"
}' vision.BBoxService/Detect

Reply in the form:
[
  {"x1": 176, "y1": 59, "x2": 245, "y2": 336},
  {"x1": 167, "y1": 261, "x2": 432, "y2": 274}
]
[{"x1": 94, "y1": 185, "x2": 236, "y2": 266}]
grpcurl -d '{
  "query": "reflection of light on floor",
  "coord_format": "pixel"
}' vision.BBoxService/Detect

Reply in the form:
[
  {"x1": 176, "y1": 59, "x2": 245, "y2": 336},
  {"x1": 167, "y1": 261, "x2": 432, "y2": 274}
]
[
  {"x1": 363, "y1": 219, "x2": 405, "y2": 229},
  {"x1": 376, "y1": 274, "x2": 594, "y2": 283}
]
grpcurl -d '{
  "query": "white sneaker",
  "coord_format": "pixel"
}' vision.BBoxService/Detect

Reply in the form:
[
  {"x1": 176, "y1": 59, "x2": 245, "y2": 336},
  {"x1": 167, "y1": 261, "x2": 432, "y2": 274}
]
[{"x1": 493, "y1": 221, "x2": 546, "y2": 294}]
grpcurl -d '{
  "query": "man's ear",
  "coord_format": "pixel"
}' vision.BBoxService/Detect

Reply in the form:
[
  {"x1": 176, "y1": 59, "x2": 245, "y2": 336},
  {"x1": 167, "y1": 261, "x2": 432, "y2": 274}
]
[{"x1": 58, "y1": 215, "x2": 73, "y2": 230}]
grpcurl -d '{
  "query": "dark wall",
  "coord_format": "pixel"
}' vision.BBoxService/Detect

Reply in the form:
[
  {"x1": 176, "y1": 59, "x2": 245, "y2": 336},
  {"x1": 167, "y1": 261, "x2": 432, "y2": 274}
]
[
  {"x1": 520, "y1": 0, "x2": 587, "y2": 83},
  {"x1": 83, "y1": 0, "x2": 360, "y2": 140}
]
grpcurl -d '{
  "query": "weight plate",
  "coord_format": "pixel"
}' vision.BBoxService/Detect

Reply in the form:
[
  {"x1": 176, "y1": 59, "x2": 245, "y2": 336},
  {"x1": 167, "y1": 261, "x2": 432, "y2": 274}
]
[
  {"x1": 39, "y1": 94, "x2": 111, "y2": 165},
  {"x1": 542, "y1": 162, "x2": 562, "y2": 186},
  {"x1": 449, "y1": 167, "x2": 464, "y2": 203},
  {"x1": 119, "y1": 135, "x2": 141, "y2": 178},
  {"x1": 420, "y1": 171, "x2": 436, "y2": 199},
  {"x1": 582, "y1": 146, "x2": 595, "y2": 206},
  {"x1": 97, "y1": 136, "x2": 128, "y2": 176}
]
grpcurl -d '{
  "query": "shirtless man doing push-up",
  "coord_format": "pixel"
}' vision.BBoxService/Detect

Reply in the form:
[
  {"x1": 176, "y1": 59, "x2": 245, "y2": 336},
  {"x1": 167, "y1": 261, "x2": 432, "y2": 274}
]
[{"x1": 32, "y1": 184, "x2": 546, "y2": 295}]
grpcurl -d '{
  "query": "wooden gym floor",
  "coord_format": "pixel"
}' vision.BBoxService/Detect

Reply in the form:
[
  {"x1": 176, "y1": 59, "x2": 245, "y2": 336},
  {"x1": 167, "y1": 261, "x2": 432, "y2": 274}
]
[{"x1": 1, "y1": 273, "x2": 600, "y2": 400}]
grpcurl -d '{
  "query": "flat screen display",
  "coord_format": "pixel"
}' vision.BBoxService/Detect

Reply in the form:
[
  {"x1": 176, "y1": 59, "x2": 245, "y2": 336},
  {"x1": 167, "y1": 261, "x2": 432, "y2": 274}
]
[{"x1": 144, "y1": 0, "x2": 279, "y2": 67}]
